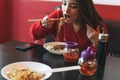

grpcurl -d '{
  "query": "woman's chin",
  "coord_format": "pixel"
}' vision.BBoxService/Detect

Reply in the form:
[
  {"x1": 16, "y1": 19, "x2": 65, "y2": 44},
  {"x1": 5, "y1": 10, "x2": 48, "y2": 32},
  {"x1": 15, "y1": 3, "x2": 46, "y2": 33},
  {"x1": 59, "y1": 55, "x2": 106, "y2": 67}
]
[{"x1": 64, "y1": 19, "x2": 72, "y2": 23}]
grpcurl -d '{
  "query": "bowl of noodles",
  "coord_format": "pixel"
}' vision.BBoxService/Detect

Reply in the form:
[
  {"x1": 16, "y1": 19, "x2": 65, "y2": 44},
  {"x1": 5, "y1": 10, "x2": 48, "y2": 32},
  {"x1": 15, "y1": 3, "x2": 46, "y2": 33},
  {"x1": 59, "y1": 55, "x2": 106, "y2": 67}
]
[{"x1": 1, "y1": 61, "x2": 52, "y2": 80}]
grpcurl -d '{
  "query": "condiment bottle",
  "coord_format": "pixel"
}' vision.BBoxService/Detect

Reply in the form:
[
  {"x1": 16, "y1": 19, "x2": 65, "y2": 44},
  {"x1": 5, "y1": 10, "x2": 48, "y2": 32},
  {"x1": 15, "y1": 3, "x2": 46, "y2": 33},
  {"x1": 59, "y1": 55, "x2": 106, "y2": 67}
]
[
  {"x1": 96, "y1": 33, "x2": 109, "y2": 66},
  {"x1": 63, "y1": 42, "x2": 79, "y2": 63},
  {"x1": 78, "y1": 47, "x2": 98, "y2": 76}
]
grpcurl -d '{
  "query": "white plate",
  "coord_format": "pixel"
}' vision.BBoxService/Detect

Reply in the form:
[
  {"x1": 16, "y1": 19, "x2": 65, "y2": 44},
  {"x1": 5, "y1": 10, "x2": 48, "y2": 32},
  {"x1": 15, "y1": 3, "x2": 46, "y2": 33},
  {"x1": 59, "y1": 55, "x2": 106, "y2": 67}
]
[
  {"x1": 1, "y1": 61, "x2": 52, "y2": 80},
  {"x1": 43, "y1": 42, "x2": 67, "y2": 55}
]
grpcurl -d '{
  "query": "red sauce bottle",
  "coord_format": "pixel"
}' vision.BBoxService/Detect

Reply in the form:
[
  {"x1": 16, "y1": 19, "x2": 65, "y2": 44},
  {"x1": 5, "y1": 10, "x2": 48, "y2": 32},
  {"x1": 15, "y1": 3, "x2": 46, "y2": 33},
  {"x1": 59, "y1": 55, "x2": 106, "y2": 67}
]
[
  {"x1": 78, "y1": 47, "x2": 98, "y2": 76},
  {"x1": 63, "y1": 42, "x2": 79, "y2": 63}
]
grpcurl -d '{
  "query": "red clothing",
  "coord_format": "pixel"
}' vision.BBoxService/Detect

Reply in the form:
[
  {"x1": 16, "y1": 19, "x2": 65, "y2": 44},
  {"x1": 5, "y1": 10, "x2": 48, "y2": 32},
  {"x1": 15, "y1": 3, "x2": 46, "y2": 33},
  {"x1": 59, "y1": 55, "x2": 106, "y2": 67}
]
[{"x1": 30, "y1": 9, "x2": 108, "y2": 52}]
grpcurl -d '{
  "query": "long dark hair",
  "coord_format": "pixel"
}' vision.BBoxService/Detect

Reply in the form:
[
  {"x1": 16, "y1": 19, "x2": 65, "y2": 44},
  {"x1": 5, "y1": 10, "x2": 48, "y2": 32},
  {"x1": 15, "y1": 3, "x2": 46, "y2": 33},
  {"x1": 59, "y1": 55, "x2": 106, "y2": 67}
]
[{"x1": 76, "y1": 0, "x2": 103, "y2": 29}]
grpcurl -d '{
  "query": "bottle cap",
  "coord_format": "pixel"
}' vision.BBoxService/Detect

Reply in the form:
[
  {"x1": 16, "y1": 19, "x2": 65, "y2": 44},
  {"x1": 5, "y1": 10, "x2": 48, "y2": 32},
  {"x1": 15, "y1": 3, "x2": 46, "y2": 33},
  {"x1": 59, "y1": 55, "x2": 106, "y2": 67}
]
[
  {"x1": 66, "y1": 42, "x2": 78, "y2": 49},
  {"x1": 98, "y1": 33, "x2": 109, "y2": 42},
  {"x1": 81, "y1": 47, "x2": 96, "y2": 60}
]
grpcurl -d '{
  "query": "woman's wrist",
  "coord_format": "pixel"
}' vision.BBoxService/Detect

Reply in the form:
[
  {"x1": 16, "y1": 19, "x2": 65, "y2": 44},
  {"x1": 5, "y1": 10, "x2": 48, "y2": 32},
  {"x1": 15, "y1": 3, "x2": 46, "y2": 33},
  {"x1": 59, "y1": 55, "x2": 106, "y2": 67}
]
[
  {"x1": 90, "y1": 45, "x2": 97, "y2": 52},
  {"x1": 92, "y1": 43, "x2": 98, "y2": 49}
]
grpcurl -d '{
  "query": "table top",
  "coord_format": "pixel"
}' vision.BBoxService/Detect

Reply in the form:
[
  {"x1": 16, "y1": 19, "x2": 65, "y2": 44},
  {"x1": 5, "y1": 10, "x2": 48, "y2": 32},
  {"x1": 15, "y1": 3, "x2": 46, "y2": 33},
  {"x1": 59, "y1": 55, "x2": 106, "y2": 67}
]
[{"x1": 0, "y1": 41, "x2": 120, "y2": 80}]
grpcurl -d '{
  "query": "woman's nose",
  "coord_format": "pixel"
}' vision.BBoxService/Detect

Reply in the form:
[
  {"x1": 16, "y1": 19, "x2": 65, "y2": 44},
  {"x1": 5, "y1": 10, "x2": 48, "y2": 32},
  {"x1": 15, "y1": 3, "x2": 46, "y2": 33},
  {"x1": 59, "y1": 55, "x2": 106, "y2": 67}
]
[{"x1": 65, "y1": 5, "x2": 70, "y2": 13}]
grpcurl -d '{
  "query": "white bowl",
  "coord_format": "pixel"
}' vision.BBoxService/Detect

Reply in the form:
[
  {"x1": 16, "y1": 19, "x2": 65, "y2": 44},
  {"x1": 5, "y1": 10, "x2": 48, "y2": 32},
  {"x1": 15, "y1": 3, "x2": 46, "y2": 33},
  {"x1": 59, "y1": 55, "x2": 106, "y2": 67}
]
[
  {"x1": 1, "y1": 61, "x2": 52, "y2": 80},
  {"x1": 43, "y1": 42, "x2": 67, "y2": 55}
]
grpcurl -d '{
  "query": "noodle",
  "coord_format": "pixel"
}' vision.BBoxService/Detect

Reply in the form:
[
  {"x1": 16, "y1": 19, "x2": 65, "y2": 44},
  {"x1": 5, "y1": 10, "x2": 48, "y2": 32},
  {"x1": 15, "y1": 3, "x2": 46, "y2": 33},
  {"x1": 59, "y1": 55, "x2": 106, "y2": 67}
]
[{"x1": 7, "y1": 68, "x2": 45, "y2": 80}]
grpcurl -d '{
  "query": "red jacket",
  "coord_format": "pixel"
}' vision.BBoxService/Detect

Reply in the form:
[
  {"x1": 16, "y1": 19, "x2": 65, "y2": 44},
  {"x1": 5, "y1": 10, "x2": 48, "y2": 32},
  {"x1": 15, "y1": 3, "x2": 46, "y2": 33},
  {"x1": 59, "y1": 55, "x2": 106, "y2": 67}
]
[{"x1": 30, "y1": 9, "x2": 108, "y2": 52}]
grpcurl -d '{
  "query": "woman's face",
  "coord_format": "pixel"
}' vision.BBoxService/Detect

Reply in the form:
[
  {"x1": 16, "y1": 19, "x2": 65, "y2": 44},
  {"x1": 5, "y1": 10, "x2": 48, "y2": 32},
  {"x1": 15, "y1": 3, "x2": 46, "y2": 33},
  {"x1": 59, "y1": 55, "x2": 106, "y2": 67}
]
[{"x1": 62, "y1": 0, "x2": 79, "y2": 23}]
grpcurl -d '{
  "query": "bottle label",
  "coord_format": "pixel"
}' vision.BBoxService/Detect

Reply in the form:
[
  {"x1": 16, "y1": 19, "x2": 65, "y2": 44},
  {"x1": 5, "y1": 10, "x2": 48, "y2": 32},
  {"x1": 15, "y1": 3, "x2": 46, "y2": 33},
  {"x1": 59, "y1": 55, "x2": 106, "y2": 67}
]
[{"x1": 99, "y1": 33, "x2": 109, "y2": 42}]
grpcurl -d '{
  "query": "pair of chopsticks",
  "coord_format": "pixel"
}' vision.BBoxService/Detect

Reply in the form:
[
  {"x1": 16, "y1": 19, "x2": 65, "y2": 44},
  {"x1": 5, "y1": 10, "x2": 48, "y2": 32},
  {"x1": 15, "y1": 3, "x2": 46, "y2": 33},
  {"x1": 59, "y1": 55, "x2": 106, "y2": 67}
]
[{"x1": 28, "y1": 17, "x2": 64, "y2": 22}]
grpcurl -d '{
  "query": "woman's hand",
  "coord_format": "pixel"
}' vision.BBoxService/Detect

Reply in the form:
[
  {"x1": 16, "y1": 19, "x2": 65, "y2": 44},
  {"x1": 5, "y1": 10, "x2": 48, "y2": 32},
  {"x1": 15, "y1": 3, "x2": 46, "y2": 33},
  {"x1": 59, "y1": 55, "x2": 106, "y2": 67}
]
[
  {"x1": 41, "y1": 15, "x2": 54, "y2": 28},
  {"x1": 86, "y1": 24, "x2": 100, "y2": 48}
]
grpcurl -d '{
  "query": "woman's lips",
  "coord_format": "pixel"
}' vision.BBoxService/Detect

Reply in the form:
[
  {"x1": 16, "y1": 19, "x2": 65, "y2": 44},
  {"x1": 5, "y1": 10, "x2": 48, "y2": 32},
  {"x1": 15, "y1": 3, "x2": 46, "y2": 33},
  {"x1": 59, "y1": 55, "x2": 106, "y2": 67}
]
[
  {"x1": 64, "y1": 14, "x2": 70, "y2": 19},
  {"x1": 64, "y1": 14, "x2": 71, "y2": 22}
]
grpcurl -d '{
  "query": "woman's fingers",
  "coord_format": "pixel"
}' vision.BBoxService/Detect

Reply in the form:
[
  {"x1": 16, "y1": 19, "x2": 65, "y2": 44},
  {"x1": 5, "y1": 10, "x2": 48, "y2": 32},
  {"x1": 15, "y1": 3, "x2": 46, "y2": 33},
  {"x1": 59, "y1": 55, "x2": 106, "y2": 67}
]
[
  {"x1": 96, "y1": 25, "x2": 101, "y2": 34},
  {"x1": 86, "y1": 24, "x2": 99, "y2": 33},
  {"x1": 34, "y1": 40, "x2": 39, "y2": 44},
  {"x1": 86, "y1": 24, "x2": 99, "y2": 48},
  {"x1": 41, "y1": 15, "x2": 49, "y2": 27},
  {"x1": 41, "y1": 20, "x2": 48, "y2": 27},
  {"x1": 41, "y1": 15, "x2": 54, "y2": 28},
  {"x1": 43, "y1": 15, "x2": 48, "y2": 20}
]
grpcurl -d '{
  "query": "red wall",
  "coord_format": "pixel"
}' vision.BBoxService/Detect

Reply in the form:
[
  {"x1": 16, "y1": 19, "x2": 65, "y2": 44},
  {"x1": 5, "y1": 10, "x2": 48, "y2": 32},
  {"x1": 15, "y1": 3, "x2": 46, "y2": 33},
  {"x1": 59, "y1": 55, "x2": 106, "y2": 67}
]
[
  {"x1": 95, "y1": 4, "x2": 120, "y2": 21},
  {"x1": 0, "y1": 0, "x2": 120, "y2": 43},
  {"x1": 12, "y1": 1, "x2": 61, "y2": 43},
  {"x1": 0, "y1": 0, "x2": 12, "y2": 43}
]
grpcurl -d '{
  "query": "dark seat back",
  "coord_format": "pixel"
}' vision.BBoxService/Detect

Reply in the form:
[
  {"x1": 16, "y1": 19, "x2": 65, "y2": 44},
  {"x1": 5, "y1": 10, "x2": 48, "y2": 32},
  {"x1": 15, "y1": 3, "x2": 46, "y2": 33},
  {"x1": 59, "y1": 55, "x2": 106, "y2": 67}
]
[{"x1": 104, "y1": 20, "x2": 120, "y2": 57}]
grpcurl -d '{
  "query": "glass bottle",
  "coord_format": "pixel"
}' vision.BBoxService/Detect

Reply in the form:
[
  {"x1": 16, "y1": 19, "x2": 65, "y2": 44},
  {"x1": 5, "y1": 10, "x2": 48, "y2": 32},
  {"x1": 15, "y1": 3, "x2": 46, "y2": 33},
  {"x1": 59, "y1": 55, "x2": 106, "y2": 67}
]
[
  {"x1": 78, "y1": 47, "x2": 98, "y2": 76},
  {"x1": 63, "y1": 42, "x2": 79, "y2": 63},
  {"x1": 96, "y1": 33, "x2": 109, "y2": 66}
]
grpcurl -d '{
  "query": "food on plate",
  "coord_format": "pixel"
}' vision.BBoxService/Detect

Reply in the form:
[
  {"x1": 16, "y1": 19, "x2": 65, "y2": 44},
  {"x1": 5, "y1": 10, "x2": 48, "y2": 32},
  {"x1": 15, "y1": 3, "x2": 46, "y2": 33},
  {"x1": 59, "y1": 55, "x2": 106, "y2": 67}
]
[
  {"x1": 6, "y1": 68, "x2": 45, "y2": 80},
  {"x1": 47, "y1": 44, "x2": 65, "y2": 51},
  {"x1": 53, "y1": 44, "x2": 65, "y2": 50}
]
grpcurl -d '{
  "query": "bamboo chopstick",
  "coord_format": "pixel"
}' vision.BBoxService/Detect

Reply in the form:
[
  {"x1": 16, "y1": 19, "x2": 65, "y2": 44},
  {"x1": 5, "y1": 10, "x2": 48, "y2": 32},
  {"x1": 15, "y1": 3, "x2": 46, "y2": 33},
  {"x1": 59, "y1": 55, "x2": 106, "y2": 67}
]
[
  {"x1": 28, "y1": 19, "x2": 42, "y2": 22},
  {"x1": 28, "y1": 18, "x2": 64, "y2": 22}
]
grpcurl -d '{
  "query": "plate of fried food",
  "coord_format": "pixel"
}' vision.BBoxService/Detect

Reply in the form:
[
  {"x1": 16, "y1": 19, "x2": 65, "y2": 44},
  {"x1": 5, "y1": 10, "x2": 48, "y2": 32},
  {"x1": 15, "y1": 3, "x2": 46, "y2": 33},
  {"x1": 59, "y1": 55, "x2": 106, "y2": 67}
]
[
  {"x1": 43, "y1": 42, "x2": 67, "y2": 55},
  {"x1": 1, "y1": 61, "x2": 52, "y2": 80}
]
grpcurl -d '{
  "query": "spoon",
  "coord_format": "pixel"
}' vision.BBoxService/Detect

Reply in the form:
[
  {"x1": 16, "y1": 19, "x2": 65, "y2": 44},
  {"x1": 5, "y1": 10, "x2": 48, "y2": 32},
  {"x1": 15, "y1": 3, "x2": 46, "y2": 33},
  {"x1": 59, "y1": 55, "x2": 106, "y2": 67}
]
[{"x1": 43, "y1": 65, "x2": 80, "y2": 73}]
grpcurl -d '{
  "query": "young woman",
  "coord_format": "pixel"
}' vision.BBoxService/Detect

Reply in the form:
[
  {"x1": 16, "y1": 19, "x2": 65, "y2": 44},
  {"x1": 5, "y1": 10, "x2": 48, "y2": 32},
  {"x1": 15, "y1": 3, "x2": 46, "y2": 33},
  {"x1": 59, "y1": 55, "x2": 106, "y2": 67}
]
[{"x1": 30, "y1": 0, "x2": 108, "y2": 52}]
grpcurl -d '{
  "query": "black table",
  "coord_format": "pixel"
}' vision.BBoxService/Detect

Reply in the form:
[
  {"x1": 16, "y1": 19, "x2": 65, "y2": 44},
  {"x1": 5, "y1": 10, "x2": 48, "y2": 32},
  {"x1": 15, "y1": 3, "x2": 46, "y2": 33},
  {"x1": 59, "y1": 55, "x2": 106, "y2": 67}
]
[{"x1": 0, "y1": 41, "x2": 120, "y2": 80}]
